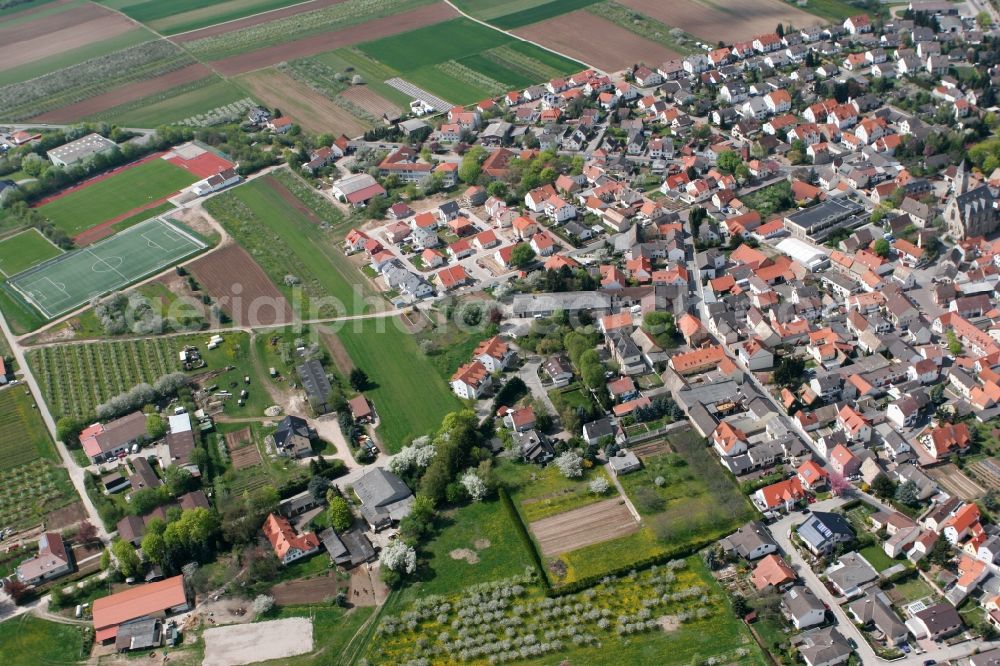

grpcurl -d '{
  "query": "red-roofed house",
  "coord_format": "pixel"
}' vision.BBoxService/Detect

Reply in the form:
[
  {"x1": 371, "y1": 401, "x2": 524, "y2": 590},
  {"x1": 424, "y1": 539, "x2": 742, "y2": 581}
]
[
  {"x1": 798, "y1": 460, "x2": 828, "y2": 490},
  {"x1": 264, "y1": 513, "x2": 320, "y2": 564},
  {"x1": 92, "y1": 576, "x2": 191, "y2": 644},
  {"x1": 669, "y1": 345, "x2": 725, "y2": 375},
  {"x1": 943, "y1": 504, "x2": 981, "y2": 544},
  {"x1": 451, "y1": 361, "x2": 492, "y2": 399},
  {"x1": 752, "y1": 554, "x2": 797, "y2": 591},
  {"x1": 755, "y1": 477, "x2": 805, "y2": 512},
  {"x1": 829, "y1": 444, "x2": 861, "y2": 478},
  {"x1": 920, "y1": 422, "x2": 971, "y2": 461},
  {"x1": 436, "y1": 265, "x2": 472, "y2": 291},
  {"x1": 837, "y1": 405, "x2": 871, "y2": 443},
  {"x1": 712, "y1": 421, "x2": 748, "y2": 458}
]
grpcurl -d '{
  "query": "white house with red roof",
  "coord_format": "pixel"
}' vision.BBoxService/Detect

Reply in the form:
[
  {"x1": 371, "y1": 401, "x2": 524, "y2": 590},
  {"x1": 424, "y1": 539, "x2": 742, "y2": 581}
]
[
  {"x1": 754, "y1": 477, "x2": 805, "y2": 512},
  {"x1": 712, "y1": 422, "x2": 749, "y2": 458},
  {"x1": 451, "y1": 361, "x2": 492, "y2": 399}
]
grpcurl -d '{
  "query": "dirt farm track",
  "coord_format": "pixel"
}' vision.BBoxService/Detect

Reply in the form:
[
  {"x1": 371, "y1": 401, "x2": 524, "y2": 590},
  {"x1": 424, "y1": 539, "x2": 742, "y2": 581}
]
[{"x1": 530, "y1": 498, "x2": 639, "y2": 557}]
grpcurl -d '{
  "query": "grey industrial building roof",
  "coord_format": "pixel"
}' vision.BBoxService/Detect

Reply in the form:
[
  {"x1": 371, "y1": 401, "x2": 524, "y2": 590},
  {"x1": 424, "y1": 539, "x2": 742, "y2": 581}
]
[{"x1": 47, "y1": 133, "x2": 117, "y2": 165}]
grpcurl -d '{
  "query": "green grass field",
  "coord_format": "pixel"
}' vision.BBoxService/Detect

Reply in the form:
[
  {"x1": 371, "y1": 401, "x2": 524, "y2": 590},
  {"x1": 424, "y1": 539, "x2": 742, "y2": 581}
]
[
  {"x1": 106, "y1": 201, "x2": 177, "y2": 235},
  {"x1": 273, "y1": 605, "x2": 375, "y2": 666},
  {"x1": 0, "y1": 386, "x2": 56, "y2": 470},
  {"x1": 336, "y1": 318, "x2": 462, "y2": 452},
  {"x1": 111, "y1": 0, "x2": 308, "y2": 35},
  {"x1": 86, "y1": 77, "x2": 248, "y2": 127},
  {"x1": 9, "y1": 217, "x2": 206, "y2": 319},
  {"x1": 452, "y1": 0, "x2": 600, "y2": 26},
  {"x1": 0, "y1": 229, "x2": 62, "y2": 277},
  {"x1": 203, "y1": 171, "x2": 375, "y2": 318},
  {"x1": 498, "y1": 459, "x2": 612, "y2": 522},
  {"x1": 0, "y1": 282, "x2": 46, "y2": 333},
  {"x1": 358, "y1": 18, "x2": 581, "y2": 103},
  {"x1": 0, "y1": 615, "x2": 90, "y2": 666},
  {"x1": 0, "y1": 28, "x2": 154, "y2": 87},
  {"x1": 400, "y1": 499, "x2": 536, "y2": 600},
  {"x1": 799, "y1": 0, "x2": 881, "y2": 22},
  {"x1": 38, "y1": 158, "x2": 197, "y2": 237}
]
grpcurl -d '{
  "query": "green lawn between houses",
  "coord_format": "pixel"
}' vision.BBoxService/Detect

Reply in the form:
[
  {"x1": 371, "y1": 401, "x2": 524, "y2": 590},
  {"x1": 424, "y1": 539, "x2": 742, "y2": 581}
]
[
  {"x1": 335, "y1": 318, "x2": 463, "y2": 453},
  {"x1": 37, "y1": 158, "x2": 197, "y2": 237},
  {"x1": 0, "y1": 228, "x2": 62, "y2": 277}
]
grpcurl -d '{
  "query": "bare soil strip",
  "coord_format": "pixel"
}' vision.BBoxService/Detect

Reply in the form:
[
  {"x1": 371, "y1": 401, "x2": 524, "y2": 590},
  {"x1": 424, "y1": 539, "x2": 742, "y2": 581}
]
[
  {"x1": 513, "y1": 11, "x2": 679, "y2": 72},
  {"x1": 0, "y1": 3, "x2": 119, "y2": 43},
  {"x1": 207, "y1": 2, "x2": 457, "y2": 76},
  {"x1": 618, "y1": 0, "x2": 821, "y2": 45},
  {"x1": 29, "y1": 65, "x2": 213, "y2": 122},
  {"x1": 530, "y1": 498, "x2": 639, "y2": 557},
  {"x1": 0, "y1": 15, "x2": 137, "y2": 71}
]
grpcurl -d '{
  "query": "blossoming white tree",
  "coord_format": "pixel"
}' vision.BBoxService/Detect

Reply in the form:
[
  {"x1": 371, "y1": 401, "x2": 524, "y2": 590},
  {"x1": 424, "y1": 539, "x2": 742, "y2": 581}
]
[{"x1": 380, "y1": 540, "x2": 417, "y2": 574}]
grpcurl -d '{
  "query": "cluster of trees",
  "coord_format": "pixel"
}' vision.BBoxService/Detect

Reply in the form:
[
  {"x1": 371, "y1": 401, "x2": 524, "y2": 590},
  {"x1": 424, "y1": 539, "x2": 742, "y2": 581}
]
[
  {"x1": 773, "y1": 356, "x2": 806, "y2": 389},
  {"x1": 93, "y1": 372, "x2": 189, "y2": 420},
  {"x1": 138, "y1": 507, "x2": 220, "y2": 574},
  {"x1": 633, "y1": 395, "x2": 682, "y2": 424},
  {"x1": 641, "y1": 312, "x2": 678, "y2": 350},
  {"x1": 538, "y1": 266, "x2": 598, "y2": 293},
  {"x1": 564, "y1": 330, "x2": 610, "y2": 408},
  {"x1": 379, "y1": 410, "x2": 498, "y2": 587}
]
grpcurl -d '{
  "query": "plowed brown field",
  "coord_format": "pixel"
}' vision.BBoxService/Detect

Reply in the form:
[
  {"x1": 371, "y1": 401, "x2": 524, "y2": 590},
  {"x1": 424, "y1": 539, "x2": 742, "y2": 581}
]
[
  {"x1": 530, "y1": 498, "x2": 639, "y2": 557},
  {"x1": 514, "y1": 11, "x2": 679, "y2": 72},
  {"x1": 189, "y1": 243, "x2": 293, "y2": 327},
  {"x1": 207, "y1": 2, "x2": 457, "y2": 76},
  {"x1": 29, "y1": 65, "x2": 213, "y2": 122},
  {"x1": 618, "y1": 0, "x2": 821, "y2": 44}
]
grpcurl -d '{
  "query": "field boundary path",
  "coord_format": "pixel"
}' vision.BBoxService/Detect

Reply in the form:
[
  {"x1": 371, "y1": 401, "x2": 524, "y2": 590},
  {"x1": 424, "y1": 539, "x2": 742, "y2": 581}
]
[{"x1": 440, "y1": 0, "x2": 600, "y2": 73}]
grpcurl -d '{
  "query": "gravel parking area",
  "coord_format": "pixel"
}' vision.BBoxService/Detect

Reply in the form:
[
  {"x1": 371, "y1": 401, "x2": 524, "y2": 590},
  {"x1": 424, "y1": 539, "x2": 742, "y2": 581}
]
[{"x1": 203, "y1": 617, "x2": 313, "y2": 666}]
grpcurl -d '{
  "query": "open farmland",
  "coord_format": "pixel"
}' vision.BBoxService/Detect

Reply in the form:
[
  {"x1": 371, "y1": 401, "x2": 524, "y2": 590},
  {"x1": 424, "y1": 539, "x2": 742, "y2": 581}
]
[
  {"x1": 335, "y1": 317, "x2": 463, "y2": 452},
  {"x1": 0, "y1": 229, "x2": 63, "y2": 277},
  {"x1": 0, "y1": 386, "x2": 56, "y2": 470},
  {"x1": 105, "y1": 0, "x2": 315, "y2": 35},
  {"x1": 339, "y1": 86, "x2": 401, "y2": 120},
  {"x1": 170, "y1": 0, "x2": 347, "y2": 42},
  {"x1": 0, "y1": 29, "x2": 153, "y2": 87},
  {"x1": 514, "y1": 10, "x2": 679, "y2": 71},
  {"x1": 0, "y1": 387, "x2": 77, "y2": 530},
  {"x1": 452, "y1": 0, "x2": 602, "y2": 28},
  {"x1": 37, "y1": 158, "x2": 198, "y2": 237},
  {"x1": 181, "y1": 0, "x2": 447, "y2": 61},
  {"x1": 358, "y1": 18, "x2": 581, "y2": 103},
  {"x1": 312, "y1": 48, "x2": 415, "y2": 109},
  {"x1": 85, "y1": 78, "x2": 250, "y2": 127},
  {"x1": 277, "y1": 58, "x2": 400, "y2": 124},
  {"x1": 203, "y1": 171, "x2": 379, "y2": 319},
  {"x1": 0, "y1": 2, "x2": 139, "y2": 73},
  {"x1": 27, "y1": 331, "x2": 254, "y2": 419},
  {"x1": 236, "y1": 68, "x2": 371, "y2": 136},
  {"x1": 188, "y1": 243, "x2": 292, "y2": 327},
  {"x1": 617, "y1": 0, "x2": 823, "y2": 44},
  {"x1": 0, "y1": 39, "x2": 199, "y2": 121}
]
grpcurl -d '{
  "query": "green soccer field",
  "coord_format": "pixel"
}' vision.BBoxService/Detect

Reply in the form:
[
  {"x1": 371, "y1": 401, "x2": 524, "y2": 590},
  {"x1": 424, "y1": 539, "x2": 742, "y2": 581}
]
[
  {"x1": 8, "y1": 217, "x2": 206, "y2": 318},
  {"x1": 37, "y1": 158, "x2": 198, "y2": 237},
  {"x1": 0, "y1": 229, "x2": 63, "y2": 277}
]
